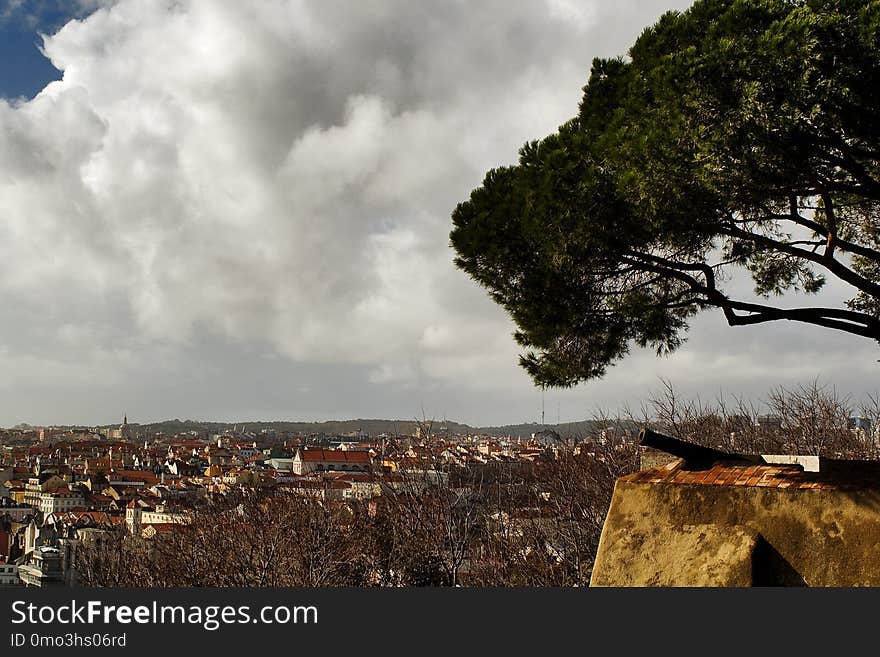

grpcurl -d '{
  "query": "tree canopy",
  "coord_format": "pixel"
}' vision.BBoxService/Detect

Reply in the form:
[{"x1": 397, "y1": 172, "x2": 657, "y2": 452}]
[{"x1": 450, "y1": 0, "x2": 880, "y2": 387}]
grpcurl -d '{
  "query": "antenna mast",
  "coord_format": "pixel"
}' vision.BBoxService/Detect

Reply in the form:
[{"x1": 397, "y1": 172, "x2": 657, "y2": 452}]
[{"x1": 541, "y1": 386, "x2": 545, "y2": 427}]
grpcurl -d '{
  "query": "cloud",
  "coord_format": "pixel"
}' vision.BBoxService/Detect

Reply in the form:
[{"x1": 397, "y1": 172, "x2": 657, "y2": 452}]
[
  {"x1": 1, "y1": 0, "x2": 621, "y2": 386},
  {"x1": 3, "y1": 0, "x2": 866, "y2": 426}
]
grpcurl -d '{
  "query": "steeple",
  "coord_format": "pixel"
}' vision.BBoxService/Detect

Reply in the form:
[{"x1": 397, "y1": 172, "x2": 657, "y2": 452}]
[{"x1": 123, "y1": 413, "x2": 128, "y2": 426}]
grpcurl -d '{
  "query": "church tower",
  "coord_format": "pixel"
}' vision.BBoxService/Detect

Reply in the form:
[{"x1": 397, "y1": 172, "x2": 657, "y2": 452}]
[{"x1": 119, "y1": 414, "x2": 131, "y2": 441}]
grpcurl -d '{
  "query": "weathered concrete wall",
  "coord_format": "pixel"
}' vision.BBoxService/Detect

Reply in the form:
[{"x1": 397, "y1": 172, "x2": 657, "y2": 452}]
[{"x1": 590, "y1": 480, "x2": 880, "y2": 586}]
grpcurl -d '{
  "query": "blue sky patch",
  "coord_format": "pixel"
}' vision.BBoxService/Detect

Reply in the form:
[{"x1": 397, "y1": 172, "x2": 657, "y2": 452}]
[{"x1": 0, "y1": 1, "x2": 95, "y2": 100}]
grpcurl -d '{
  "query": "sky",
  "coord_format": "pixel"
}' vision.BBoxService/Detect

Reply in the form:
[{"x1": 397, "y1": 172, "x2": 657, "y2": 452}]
[{"x1": 0, "y1": 0, "x2": 877, "y2": 428}]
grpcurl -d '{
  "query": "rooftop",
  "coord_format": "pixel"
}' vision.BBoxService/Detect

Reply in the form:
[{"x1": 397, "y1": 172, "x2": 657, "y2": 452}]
[{"x1": 298, "y1": 448, "x2": 370, "y2": 463}]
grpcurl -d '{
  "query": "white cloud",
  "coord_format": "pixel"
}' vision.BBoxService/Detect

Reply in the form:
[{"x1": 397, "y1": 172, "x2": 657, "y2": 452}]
[
  {"x1": 546, "y1": 0, "x2": 597, "y2": 29},
  {"x1": 4, "y1": 0, "x2": 863, "y2": 426},
  {"x1": 3, "y1": 0, "x2": 618, "y2": 388}
]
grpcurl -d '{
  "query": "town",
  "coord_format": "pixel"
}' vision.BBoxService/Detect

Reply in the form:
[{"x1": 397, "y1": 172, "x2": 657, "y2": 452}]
[
  {"x1": 2, "y1": 383, "x2": 878, "y2": 588},
  {"x1": 0, "y1": 413, "x2": 637, "y2": 587}
]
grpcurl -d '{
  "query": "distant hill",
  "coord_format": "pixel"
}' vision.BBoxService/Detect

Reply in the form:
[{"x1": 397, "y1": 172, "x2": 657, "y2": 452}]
[
  {"x1": 126, "y1": 418, "x2": 476, "y2": 437},
  {"x1": 36, "y1": 417, "x2": 638, "y2": 440}
]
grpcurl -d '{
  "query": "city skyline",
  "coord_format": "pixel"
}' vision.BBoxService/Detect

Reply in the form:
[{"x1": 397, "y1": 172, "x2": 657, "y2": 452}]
[{"x1": 0, "y1": 0, "x2": 878, "y2": 428}]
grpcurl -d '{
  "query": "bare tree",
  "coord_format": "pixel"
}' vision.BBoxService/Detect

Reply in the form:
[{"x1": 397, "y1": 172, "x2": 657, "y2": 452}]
[
  {"x1": 470, "y1": 434, "x2": 638, "y2": 586},
  {"x1": 641, "y1": 378, "x2": 872, "y2": 458},
  {"x1": 375, "y1": 458, "x2": 484, "y2": 586},
  {"x1": 75, "y1": 526, "x2": 153, "y2": 587}
]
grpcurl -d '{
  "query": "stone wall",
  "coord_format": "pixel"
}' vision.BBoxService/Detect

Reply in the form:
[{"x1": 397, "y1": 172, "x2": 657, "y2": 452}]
[{"x1": 591, "y1": 478, "x2": 880, "y2": 586}]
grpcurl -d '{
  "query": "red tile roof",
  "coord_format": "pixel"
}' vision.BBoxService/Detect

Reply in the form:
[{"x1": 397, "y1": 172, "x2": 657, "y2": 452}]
[
  {"x1": 108, "y1": 470, "x2": 159, "y2": 485},
  {"x1": 298, "y1": 449, "x2": 370, "y2": 463},
  {"x1": 65, "y1": 511, "x2": 114, "y2": 525},
  {"x1": 624, "y1": 457, "x2": 880, "y2": 491}
]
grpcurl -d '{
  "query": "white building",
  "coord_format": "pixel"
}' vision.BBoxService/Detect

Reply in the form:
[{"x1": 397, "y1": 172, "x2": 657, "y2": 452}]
[
  {"x1": 125, "y1": 501, "x2": 187, "y2": 534},
  {"x1": 36, "y1": 489, "x2": 86, "y2": 515}
]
